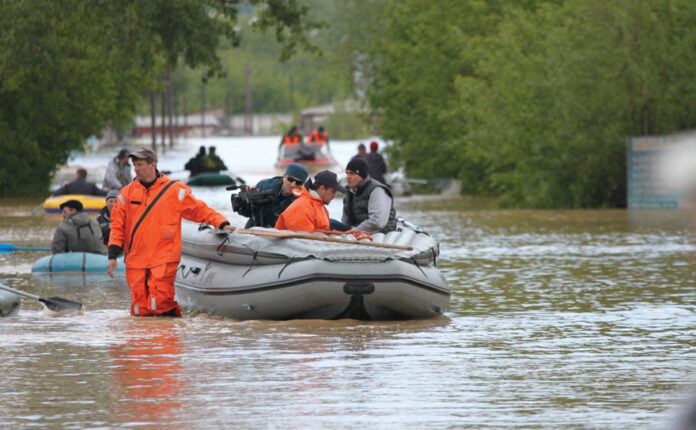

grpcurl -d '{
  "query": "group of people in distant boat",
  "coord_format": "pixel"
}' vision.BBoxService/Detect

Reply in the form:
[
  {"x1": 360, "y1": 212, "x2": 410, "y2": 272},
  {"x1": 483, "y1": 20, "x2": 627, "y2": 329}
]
[
  {"x1": 48, "y1": 126, "x2": 395, "y2": 318},
  {"x1": 280, "y1": 125, "x2": 330, "y2": 162},
  {"x1": 184, "y1": 145, "x2": 228, "y2": 177}
]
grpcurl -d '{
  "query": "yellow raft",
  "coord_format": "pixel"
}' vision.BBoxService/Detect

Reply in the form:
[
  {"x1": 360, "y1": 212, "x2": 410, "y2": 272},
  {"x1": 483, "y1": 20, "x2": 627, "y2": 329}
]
[{"x1": 43, "y1": 194, "x2": 106, "y2": 215}]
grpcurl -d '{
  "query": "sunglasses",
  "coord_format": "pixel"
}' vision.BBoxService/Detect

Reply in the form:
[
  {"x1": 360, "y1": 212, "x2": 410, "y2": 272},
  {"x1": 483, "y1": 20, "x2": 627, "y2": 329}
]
[{"x1": 287, "y1": 177, "x2": 304, "y2": 186}]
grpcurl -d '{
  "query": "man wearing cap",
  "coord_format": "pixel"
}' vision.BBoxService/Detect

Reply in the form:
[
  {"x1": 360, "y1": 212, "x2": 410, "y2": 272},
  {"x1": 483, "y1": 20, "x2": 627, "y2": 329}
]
[
  {"x1": 51, "y1": 199, "x2": 105, "y2": 255},
  {"x1": 240, "y1": 163, "x2": 309, "y2": 228},
  {"x1": 342, "y1": 157, "x2": 397, "y2": 234},
  {"x1": 106, "y1": 147, "x2": 236, "y2": 317},
  {"x1": 96, "y1": 189, "x2": 119, "y2": 246},
  {"x1": 275, "y1": 170, "x2": 347, "y2": 233},
  {"x1": 103, "y1": 148, "x2": 132, "y2": 190},
  {"x1": 365, "y1": 141, "x2": 387, "y2": 185}
]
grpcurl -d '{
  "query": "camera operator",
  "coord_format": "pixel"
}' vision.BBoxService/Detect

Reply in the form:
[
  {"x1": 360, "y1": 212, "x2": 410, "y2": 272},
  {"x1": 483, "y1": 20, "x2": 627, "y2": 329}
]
[{"x1": 237, "y1": 163, "x2": 309, "y2": 228}]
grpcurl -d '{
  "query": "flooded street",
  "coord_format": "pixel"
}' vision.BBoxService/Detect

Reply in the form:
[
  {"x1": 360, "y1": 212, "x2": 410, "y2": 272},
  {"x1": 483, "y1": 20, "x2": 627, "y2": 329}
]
[{"x1": 1, "y1": 137, "x2": 696, "y2": 428}]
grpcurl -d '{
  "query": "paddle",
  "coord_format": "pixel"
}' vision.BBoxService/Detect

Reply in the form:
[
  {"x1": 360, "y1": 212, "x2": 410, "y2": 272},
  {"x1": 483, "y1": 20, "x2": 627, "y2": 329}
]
[
  {"x1": 0, "y1": 243, "x2": 51, "y2": 253},
  {"x1": 0, "y1": 284, "x2": 84, "y2": 313},
  {"x1": 238, "y1": 229, "x2": 413, "y2": 251}
]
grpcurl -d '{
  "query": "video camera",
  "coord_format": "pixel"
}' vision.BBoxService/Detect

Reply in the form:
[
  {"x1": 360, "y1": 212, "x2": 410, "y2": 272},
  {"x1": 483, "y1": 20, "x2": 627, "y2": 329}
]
[{"x1": 226, "y1": 184, "x2": 274, "y2": 219}]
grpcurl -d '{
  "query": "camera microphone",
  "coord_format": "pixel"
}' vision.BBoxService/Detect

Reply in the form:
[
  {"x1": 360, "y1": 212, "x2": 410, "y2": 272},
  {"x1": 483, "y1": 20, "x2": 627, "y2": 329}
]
[{"x1": 226, "y1": 184, "x2": 241, "y2": 191}]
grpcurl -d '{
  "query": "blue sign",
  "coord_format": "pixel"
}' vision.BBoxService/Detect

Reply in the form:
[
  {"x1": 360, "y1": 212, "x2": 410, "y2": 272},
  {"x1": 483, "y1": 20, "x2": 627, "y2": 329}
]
[{"x1": 627, "y1": 136, "x2": 683, "y2": 209}]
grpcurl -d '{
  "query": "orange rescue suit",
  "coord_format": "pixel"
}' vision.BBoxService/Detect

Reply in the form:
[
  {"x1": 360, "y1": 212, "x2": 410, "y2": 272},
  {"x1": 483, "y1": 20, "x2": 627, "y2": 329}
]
[
  {"x1": 274, "y1": 187, "x2": 330, "y2": 233},
  {"x1": 109, "y1": 174, "x2": 228, "y2": 316}
]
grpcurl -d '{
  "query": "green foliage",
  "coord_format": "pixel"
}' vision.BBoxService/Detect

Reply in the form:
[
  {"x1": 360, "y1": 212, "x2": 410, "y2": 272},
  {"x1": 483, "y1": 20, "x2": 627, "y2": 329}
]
[
  {"x1": 458, "y1": 0, "x2": 696, "y2": 207},
  {"x1": 0, "y1": 0, "x2": 318, "y2": 196},
  {"x1": 353, "y1": 0, "x2": 696, "y2": 207}
]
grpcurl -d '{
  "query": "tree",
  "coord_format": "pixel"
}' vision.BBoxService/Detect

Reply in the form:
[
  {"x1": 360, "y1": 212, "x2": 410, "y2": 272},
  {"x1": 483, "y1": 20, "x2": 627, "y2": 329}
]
[
  {"x1": 0, "y1": 0, "x2": 318, "y2": 196},
  {"x1": 458, "y1": 0, "x2": 696, "y2": 207}
]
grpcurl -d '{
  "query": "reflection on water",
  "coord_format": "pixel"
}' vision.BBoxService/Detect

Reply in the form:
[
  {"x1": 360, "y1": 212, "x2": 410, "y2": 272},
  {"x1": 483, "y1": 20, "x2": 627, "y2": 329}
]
[{"x1": 1, "y1": 138, "x2": 696, "y2": 428}]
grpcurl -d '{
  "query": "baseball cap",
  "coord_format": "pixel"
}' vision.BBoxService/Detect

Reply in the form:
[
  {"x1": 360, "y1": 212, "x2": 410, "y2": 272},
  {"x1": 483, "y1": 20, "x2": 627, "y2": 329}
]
[
  {"x1": 129, "y1": 147, "x2": 158, "y2": 163},
  {"x1": 314, "y1": 170, "x2": 346, "y2": 194}
]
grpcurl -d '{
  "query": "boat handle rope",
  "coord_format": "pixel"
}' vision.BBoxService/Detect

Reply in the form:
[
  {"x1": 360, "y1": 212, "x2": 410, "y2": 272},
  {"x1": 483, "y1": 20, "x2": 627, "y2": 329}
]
[
  {"x1": 178, "y1": 264, "x2": 201, "y2": 279},
  {"x1": 277, "y1": 257, "x2": 296, "y2": 279},
  {"x1": 216, "y1": 235, "x2": 230, "y2": 257},
  {"x1": 242, "y1": 251, "x2": 258, "y2": 277},
  {"x1": 410, "y1": 256, "x2": 428, "y2": 279}
]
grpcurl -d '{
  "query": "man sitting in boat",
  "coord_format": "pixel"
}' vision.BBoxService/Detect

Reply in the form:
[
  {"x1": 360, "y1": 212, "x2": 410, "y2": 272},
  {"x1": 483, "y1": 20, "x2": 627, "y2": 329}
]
[
  {"x1": 184, "y1": 146, "x2": 207, "y2": 176},
  {"x1": 342, "y1": 158, "x2": 397, "y2": 234},
  {"x1": 275, "y1": 170, "x2": 347, "y2": 233},
  {"x1": 201, "y1": 146, "x2": 228, "y2": 173},
  {"x1": 103, "y1": 148, "x2": 132, "y2": 190},
  {"x1": 52, "y1": 168, "x2": 108, "y2": 197},
  {"x1": 306, "y1": 126, "x2": 329, "y2": 150},
  {"x1": 280, "y1": 126, "x2": 315, "y2": 161},
  {"x1": 238, "y1": 163, "x2": 309, "y2": 228},
  {"x1": 51, "y1": 199, "x2": 105, "y2": 255},
  {"x1": 96, "y1": 189, "x2": 118, "y2": 246}
]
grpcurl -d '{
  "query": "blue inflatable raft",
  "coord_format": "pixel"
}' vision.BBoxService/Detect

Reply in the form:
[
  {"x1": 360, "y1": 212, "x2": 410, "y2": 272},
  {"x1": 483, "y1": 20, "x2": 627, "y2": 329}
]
[{"x1": 32, "y1": 252, "x2": 125, "y2": 273}]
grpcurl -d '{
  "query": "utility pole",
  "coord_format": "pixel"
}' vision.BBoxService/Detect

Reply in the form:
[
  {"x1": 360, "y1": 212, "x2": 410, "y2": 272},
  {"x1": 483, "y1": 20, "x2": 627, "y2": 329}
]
[
  {"x1": 201, "y1": 74, "x2": 206, "y2": 138},
  {"x1": 167, "y1": 73, "x2": 174, "y2": 148},
  {"x1": 244, "y1": 60, "x2": 253, "y2": 135},
  {"x1": 160, "y1": 85, "x2": 166, "y2": 154},
  {"x1": 149, "y1": 91, "x2": 156, "y2": 151},
  {"x1": 183, "y1": 94, "x2": 187, "y2": 138}
]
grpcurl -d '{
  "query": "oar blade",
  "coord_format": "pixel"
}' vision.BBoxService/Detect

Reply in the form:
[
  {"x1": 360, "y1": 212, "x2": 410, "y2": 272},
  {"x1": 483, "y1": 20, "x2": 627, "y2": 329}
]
[
  {"x1": 0, "y1": 243, "x2": 17, "y2": 253},
  {"x1": 39, "y1": 296, "x2": 85, "y2": 313}
]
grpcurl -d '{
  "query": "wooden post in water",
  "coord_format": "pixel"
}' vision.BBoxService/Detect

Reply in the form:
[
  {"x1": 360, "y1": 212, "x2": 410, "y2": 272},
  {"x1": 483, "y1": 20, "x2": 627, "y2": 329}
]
[
  {"x1": 244, "y1": 60, "x2": 253, "y2": 136},
  {"x1": 167, "y1": 73, "x2": 174, "y2": 148},
  {"x1": 150, "y1": 91, "x2": 156, "y2": 151},
  {"x1": 160, "y1": 80, "x2": 166, "y2": 154},
  {"x1": 201, "y1": 74, "x2": 206, "y2": 138}
]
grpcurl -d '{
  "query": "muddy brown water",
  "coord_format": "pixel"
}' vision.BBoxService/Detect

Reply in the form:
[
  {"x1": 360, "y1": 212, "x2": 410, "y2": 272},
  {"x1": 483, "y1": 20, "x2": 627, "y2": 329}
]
[{"x1": 1, "y1": 190, "x2": 696, "y2": 428}]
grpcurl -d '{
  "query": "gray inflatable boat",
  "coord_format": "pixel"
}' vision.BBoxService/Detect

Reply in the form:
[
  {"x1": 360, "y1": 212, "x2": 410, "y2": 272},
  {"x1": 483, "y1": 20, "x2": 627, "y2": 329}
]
[
  {"x1": 0, "y1": 288, "x2": 20, "y2": 317},
  {"x1": 175, "y1": 221, "x2": 450, "y2": 320}
]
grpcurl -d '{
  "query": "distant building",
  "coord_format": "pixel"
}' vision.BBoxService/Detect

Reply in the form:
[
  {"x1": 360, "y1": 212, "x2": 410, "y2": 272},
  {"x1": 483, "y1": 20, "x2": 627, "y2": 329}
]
[{"x1": 299, "y1": 100, "x2": 367, "y2": 134}]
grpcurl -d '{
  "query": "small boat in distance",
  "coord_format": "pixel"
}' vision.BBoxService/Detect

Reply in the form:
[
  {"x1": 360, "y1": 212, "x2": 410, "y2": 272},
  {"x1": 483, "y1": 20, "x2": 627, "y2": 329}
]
[
  {"x1": 274, "y1": 141, "x2": 339, "y2": 174},
  {"x1": 42, "y1": 194, "x2": 106, "y2": 215}
]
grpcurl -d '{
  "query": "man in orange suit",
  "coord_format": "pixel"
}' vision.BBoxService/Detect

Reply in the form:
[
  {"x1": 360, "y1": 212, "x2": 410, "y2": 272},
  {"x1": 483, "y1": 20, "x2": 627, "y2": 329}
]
[{"x1": 107, "y1": 147, "x2": 236, "y2": 317}]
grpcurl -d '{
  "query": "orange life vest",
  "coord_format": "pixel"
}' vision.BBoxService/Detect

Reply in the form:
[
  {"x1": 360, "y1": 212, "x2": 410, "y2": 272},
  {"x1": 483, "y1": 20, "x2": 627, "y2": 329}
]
[
  {"x1": 284, "y1": 135, "x2": 301, "y2": 146},
  {"x1": 109, "y1": 174, "x2": 227, "y2": 268},
  {"x1": 307, "y1": 130, "x2": 328, "y2": 144}
]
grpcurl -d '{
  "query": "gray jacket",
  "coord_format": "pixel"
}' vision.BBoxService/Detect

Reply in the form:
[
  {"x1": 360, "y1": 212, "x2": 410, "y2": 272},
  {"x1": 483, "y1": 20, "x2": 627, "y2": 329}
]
[
  {"x1": 103, "y1": 157, "x2": 132, "y2": 190},
  {"x1": 51, "y1": 212, "x2": 105, "y2": 254},
  {"x1": 342, "y1": 176, "x2": 397, "y2": 233}
]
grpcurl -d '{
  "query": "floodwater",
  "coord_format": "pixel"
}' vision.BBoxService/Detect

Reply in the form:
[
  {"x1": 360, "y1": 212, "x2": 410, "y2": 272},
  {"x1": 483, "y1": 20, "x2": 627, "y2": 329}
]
[{"x1": 1, "y1": 137, "x2": 696, "y2": 429}]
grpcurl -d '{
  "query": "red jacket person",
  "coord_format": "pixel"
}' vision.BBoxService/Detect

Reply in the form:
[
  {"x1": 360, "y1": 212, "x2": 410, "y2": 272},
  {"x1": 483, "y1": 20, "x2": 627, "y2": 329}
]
[{"x1": 107, "y1": 147, "x2": 236, "y2": 317}]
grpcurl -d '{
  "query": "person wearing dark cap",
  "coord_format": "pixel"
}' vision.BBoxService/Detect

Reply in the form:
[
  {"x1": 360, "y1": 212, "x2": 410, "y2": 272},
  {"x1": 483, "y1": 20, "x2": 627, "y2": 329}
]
[
  {"x1": 342, "y1": 157, "x2": 397, "y2": 234},
  {"x1": 275, "y1": 170, "x2": 347, "y2": 233},
  {"x1": 365, "y1": 141, "x2": 388, "y2": 185},
  {"x1": 351, "y1": 143, "x2": 367, "y2": 161},
  {"x1": 103, "y1": 148, "x2": 133, "y2": 190},
  {"x1": 106, "y1": 147, "x2": 237, "y2": 317},
  {"x1": 184, "y1": 146, "x2": 207, "y2": 176},
  {"x1": 51, "y1": 199, "x2": 105, "y2": 255},
  {"x1": 239, "y1": 163, "x2": 309, "y2": 228},
  {"x1": 96, "y1": 189, "x2": 119, "y2": 246},
  {"x1": 53, "y1": 168, "x2": 108, "y2": 196}
]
